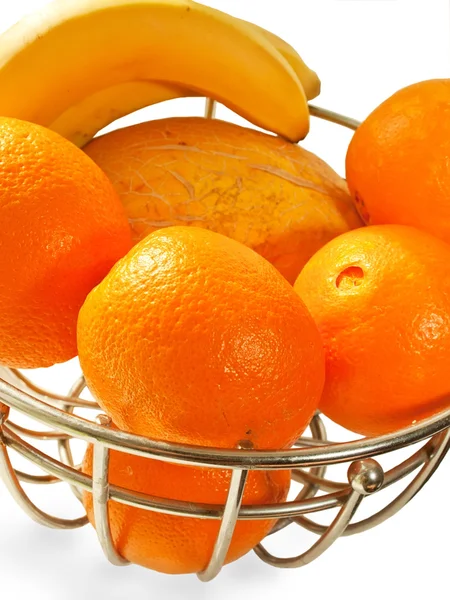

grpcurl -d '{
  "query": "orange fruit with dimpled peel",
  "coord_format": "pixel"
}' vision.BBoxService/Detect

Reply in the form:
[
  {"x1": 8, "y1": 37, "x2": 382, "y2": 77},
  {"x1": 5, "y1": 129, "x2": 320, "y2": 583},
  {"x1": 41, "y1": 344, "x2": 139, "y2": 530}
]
[
  {"x1": 346, "y1": 79, "x2": 450, "y2": 242},
  {"x1": 0, "y1": 117, "x2": 132, "y2": 368},
  {"x1": 294, "y1": 224, "x2": 450, "y2": 436},
  {"x1": 77, "y1": 226, "x2": 325, "y2": 450},
  {"x1": 82, "y1": 444, "x2": 290, "y2": 574}
]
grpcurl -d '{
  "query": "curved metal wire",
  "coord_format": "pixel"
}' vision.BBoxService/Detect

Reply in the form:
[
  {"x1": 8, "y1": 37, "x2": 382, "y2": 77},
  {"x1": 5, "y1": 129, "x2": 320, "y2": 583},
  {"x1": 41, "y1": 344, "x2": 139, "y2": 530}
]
[
  {"x1": 2, "y1": 378, "x2": 450, "y2": 470},
  {"x1": 296, "y1": 414, "x2": 329, "y2": 499},
  {"x1": 3, "y1": 424, "x2": 350, "y2": 520},
  {"x1": 294, "y1": 428, "x2": 450, "y2": 537},
  {"x1": 92, "y1": 414, "x2": 130, "y2": 566},
  {"x1": 269, "y1": 414, "x2": 328, "y2": 536},
  {"x1": 198, "y1": 468, "x2": 248, "y2": 581},
  {"x1": 308, "y1": 104, "x2": 360, "y2": 130},
  {"x1": 7, "y1": 420, "x2": 71, "y2": 441},
  {"x1": 204, "y1": 98, "x2": 217, "y2": 119},
  {"x1": 268, "y1": 430, "x2": 438, "y2": 538},
  {"x1": 16, "y1": 471, "x2": 61, "y2": 485},
  {"x1": 294, "y1": 436, "x2": 338, "y2": 448},
  {"x1": 256, "y1": 489, "x2": 363, "y2": 568},
  {"x1": 57, "y1": 376, "x2": 87, "y2": 502},
  {"x1": 255, "y1": 460, "x2": 384, "y2": 568},
  {"x1": 291, "y1": 433, "x2": 440, "y2": 493},
  {"x1": 5, "y1": 368, "x2": 98, "y2": 409},
  {"x1": 0, "y1": 428, "x2": 87, "y2": 529},
  {"x1": 2, "y1": 416, "x2": 447, "y2": 525}
]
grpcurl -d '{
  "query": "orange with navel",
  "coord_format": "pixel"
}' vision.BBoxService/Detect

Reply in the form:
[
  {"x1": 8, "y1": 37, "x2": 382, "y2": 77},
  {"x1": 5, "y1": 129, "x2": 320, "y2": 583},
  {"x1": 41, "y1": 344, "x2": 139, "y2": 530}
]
[
  {"x1": 0, "y1": 117, "x2": 132, "y2": 368},
  {"x1": 346, "y1": 79, "x2": 450, "y2": 242},
  {"x1": 294, "y1": 225, "x2": 450, "y2": 436},
  {"x1": 85, "y1": 117, "x2": 362, "y2": 284},
  {"x1": 77, "y1": 226, "x2": 325, "y2": 450},
  {"x1": 82, "y1": 445, "x2": 290, "y2": 574}
]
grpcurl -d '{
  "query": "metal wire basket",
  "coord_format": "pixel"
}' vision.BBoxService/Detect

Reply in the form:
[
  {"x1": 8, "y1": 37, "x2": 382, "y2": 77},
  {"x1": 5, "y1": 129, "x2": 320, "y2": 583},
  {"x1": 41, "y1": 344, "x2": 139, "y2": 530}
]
[{"x1": 1, "y1": 101, "x2": 449, "y2": 582}]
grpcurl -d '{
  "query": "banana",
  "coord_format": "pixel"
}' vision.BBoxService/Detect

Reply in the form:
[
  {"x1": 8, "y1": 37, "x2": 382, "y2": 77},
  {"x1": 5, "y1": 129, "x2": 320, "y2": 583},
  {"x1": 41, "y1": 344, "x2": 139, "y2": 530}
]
[
  {"x1": 48, "y1": 13, "x2": 320, "y2": 148},
  {"x1": 0, "y1": 0, "x2": 309, "y2": 142},
  {"x1": 48, "y1": 14, "x2": 320, "y2": 148},
  {"x1": 49, "y1": 15, "x2": 320, "y2": 148},
  {"x1": 50, "y1": 81, "x2": 196, "y2": 148},
  {"x1": 248, "y1": 22, "x2": 321, "y2": 101}
]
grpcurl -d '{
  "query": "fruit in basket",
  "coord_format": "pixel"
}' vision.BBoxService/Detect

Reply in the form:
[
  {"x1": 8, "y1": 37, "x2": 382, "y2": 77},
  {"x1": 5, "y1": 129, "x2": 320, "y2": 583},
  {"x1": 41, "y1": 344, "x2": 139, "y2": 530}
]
[
  {"x1": 346, "y1": 79, "x2": 450, "y2": 243},
  {"x1": 0, "y1": 0, "x2": 311, "y2": 144},
  {"x1": 294, "y1": 225, "x2": 450, "y2": 436},
  {"x1": 0, "y1": 117, "x2": 132, "y2": 369},
  {"x1": 77, "y1": 226, "x2": 325, "y2": 449},
  {"x1": 82, "y1": 444, "x2": 290, "y2": 574},
  {"x1": 85, "y1": 117, "x2": 361, "y2": 284}
]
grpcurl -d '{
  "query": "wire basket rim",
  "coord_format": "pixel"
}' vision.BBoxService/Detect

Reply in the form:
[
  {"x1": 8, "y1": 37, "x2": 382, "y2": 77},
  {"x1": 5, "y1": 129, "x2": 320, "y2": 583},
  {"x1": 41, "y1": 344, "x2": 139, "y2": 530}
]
[{"x1": 1, "y1": 376, "x2": 450, "y2": 470}]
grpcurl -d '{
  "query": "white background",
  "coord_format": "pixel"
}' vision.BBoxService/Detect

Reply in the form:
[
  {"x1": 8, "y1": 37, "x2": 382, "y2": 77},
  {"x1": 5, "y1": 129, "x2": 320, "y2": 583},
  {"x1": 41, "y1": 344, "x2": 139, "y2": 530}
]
[{"x1": 1, "y1": 1, "x2": 450, "y2": 599}]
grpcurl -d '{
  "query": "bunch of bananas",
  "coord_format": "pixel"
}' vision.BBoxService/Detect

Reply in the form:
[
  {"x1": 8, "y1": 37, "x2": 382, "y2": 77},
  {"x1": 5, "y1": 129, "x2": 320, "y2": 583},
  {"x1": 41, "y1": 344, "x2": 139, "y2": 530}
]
[{"x1": 0, "y1": 0, "x2": 320, "y2": 147}]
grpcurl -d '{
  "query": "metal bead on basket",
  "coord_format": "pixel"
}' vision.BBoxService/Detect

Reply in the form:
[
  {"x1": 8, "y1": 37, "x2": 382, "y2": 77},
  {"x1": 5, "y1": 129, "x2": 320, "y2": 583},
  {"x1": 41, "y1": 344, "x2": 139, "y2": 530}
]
[{"x1": 1, "y1": 103, "x2": 450, "y2": 581}]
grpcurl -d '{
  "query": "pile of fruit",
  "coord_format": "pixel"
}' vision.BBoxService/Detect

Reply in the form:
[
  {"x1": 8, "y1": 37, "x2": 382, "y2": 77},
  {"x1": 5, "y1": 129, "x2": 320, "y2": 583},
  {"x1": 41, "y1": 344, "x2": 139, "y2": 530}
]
[{"x1": 1, "y1": 0, "x2": 450, "y2": 576}]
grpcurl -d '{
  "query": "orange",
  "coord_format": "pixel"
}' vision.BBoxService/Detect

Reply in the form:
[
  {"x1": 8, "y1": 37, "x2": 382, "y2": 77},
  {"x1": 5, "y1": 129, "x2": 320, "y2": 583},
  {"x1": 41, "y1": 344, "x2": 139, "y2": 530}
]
[
  {"x1": 294, "y1": 225, "x2": 450, "y2": 436},
  {"x1": 84, "y1": 117, "x2": 362, "y2": 284},
  {"x1": 346, "y1": 79, "x2": 450, "y2": 243},
  {"x1": 77, "y1": 226, "x2": 324, "y2": 449},
  {"x1": 0, "y1": 117, "x2": 132, "y2": 369},
  {"x1": 82, "y1": 444, "x2": 290, "y2": 574}
]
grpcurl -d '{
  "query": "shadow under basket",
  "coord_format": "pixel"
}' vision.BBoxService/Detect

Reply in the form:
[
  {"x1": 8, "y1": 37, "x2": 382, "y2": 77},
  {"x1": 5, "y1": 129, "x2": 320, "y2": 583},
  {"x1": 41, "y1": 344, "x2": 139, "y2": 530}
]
[{"x1": 1, "y1": 102, "x2": 449, "y2": 581}]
